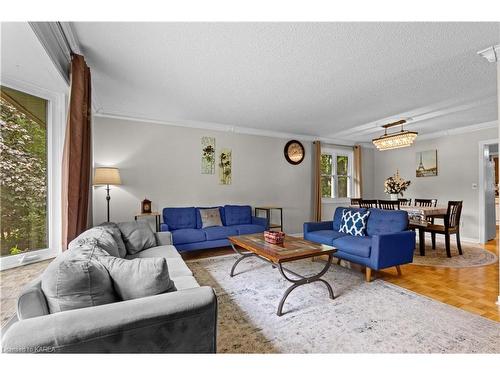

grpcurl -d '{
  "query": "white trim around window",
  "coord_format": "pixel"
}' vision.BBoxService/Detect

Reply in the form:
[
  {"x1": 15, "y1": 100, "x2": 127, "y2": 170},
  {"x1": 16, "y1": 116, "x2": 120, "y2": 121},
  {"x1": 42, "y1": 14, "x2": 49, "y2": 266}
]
[
  {"x1": 321, "y1": 146, "x2": 354, "y2": 204},
  {"x1": 0, "y1": 76, "x2": 66, "y2": 270}
]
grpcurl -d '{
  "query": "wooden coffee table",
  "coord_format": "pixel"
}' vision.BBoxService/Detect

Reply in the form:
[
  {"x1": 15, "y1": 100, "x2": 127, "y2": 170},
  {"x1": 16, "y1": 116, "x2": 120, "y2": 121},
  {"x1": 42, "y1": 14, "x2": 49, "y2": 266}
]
[{"x1": 228, "y1": 233, "x2": 337, "y2": 316}]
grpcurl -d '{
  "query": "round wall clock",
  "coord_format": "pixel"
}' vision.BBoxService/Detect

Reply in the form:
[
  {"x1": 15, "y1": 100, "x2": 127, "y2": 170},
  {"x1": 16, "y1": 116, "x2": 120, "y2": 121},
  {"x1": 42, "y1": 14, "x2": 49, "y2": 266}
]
[{"x1": 284, "y1": 140, "x2": 305, "y2": 165}]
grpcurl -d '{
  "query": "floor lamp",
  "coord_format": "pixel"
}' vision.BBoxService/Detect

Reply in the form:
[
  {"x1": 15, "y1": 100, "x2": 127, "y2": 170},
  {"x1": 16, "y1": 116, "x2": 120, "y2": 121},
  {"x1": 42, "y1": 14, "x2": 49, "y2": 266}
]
[{"x1": 93, "y1": 167, "x2": 122, "y2": 222}]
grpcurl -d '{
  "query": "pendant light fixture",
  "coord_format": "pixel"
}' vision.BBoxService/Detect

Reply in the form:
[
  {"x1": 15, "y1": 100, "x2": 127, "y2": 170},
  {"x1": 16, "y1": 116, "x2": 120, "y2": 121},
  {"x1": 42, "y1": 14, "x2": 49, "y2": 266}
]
[{"x1": 372, "y1": 119, "x2": 418, "y2": 151}]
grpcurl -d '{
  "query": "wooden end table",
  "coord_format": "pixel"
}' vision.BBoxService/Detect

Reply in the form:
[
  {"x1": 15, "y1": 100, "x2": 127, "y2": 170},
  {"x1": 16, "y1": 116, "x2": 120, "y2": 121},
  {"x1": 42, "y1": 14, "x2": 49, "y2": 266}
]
[
  {"x1": 228, "y1": 234, "x2": 336, "y2": 316},
  {"x1": 134, "y1": 212, "x2": 161, "y2": 232}
]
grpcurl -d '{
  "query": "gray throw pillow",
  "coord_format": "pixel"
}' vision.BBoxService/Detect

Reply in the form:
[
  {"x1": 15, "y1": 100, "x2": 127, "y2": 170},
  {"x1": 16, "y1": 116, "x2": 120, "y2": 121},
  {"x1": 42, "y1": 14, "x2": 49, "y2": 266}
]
[
  {"x1": 97, "y1": 254, "x2": 175, "y2": 300},
  {"x1": 41, "y1": 244, "x2": 117, "y2": 313},
  {"x1": 117, "y1": 221, "x2": 157, "y2": 255},
  {"x1": 68, "y1": 227, "x2": 120, "y2": 258},
  {"x1": 199, "y1": 208, "x2": 223, "y2": 228},
  {"x1": 97, "y1": 222, "x2": 127, "y2": 258}
]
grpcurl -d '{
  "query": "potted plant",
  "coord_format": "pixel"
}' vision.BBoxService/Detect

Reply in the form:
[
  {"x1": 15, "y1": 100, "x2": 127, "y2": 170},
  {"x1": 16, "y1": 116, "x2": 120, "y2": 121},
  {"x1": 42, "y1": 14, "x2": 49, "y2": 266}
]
[{"x1": 384, "y1": 170, "x2": 411, "y2": 200}]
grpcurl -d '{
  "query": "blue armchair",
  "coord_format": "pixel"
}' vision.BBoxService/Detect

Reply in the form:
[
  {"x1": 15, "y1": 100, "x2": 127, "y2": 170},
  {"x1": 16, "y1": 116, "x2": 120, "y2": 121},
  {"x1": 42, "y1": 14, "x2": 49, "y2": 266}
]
[{"x1": 304, "y1": 207, "x2": 415, "y2": 281}]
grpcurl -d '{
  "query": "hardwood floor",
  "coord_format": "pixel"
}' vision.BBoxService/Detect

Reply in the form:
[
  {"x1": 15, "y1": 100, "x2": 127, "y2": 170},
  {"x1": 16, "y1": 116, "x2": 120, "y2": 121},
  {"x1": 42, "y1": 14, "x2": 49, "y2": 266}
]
[{"x1": 378, "y1": 233, "x2": 499, "y2": 322}]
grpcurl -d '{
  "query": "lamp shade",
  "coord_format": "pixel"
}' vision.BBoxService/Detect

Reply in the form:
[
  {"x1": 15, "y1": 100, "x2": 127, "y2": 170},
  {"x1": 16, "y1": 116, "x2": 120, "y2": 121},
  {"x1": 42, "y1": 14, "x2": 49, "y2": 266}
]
[{"x1": 93, "y1": 167, "x2": 121, "y2": 185}]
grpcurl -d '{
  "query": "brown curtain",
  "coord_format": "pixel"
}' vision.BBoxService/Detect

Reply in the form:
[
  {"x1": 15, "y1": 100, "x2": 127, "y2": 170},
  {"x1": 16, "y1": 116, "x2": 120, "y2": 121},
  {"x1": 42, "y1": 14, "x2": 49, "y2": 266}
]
[
  {"x1": 313, "y1": 141, "x2": 322, "y2": 221},
  {"x1": 353, "y1": 145, "x2": 362, "y2": 198},
  {"x1": 62, "y1": 54, "x2": 92, "y2": 249}
]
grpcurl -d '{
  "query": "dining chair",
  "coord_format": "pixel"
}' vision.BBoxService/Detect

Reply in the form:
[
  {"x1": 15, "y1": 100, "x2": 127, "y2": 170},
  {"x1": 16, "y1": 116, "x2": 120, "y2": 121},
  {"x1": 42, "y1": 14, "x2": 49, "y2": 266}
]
[
  {"x1": 398, "y1": 198, "x2": 412, "y2": 206},
  {"x1": 423, "y1": 201, "x2": 463, "y2": 258},
  {"x1": 414, "y1": 198, "x2": 438, "y2": 207},
  {"x1": 377, "y1": 200, "x2": 401, "y2": 210},
  {"x1": 350, "y1": 198, "x2": 362, "y2": 206},
  {"x1": 359, "y1": 199, "x2": 378, "y2": 208}
]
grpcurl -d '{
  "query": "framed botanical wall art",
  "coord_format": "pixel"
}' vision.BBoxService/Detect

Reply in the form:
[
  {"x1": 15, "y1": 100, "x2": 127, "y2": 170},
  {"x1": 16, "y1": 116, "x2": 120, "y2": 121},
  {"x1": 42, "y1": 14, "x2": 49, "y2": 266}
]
[
  {"x1": 416, "y1": 150, "x2": 437, "y2": 177},
  {"x1": 219, "y1": 148, "x2": 232, "y2": 185},
  {"x1": 201, "y1": 136, "x2": 215, "y2": 174}
]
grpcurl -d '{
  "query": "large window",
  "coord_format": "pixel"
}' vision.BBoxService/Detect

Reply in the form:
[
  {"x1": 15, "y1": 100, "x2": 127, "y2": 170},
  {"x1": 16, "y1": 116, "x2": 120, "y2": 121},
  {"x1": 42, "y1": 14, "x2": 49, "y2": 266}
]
[
  {"x1": 321, "y1": 148, "x2": 353, "y2": 200},
  {"x1": 1, "y1": 86, "x2": 48, "y2": 257}
]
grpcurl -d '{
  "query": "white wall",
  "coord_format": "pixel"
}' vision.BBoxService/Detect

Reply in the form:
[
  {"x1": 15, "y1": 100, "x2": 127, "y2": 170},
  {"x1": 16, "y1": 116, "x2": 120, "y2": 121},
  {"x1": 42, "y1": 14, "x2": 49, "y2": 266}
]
[
  {"x1": 373, "y1": 127, "x2": 498, "y2": 241},
  {"x1": 92, "y1": 116, "x2": 313, "y2": 234}
]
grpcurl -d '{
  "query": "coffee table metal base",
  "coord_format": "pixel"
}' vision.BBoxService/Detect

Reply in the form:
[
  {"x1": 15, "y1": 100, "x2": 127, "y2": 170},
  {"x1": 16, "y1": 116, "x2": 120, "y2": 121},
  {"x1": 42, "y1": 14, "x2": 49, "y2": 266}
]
[{"x1": 230, "y1": 244, "x2": 335, "y2": 316}]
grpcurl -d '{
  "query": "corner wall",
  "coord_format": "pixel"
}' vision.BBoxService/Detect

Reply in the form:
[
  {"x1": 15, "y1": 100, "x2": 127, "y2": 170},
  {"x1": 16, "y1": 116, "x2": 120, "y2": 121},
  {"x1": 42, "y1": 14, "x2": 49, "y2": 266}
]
[{"x1": 92, "y1": 116, "x2": 313, "y2": 234}]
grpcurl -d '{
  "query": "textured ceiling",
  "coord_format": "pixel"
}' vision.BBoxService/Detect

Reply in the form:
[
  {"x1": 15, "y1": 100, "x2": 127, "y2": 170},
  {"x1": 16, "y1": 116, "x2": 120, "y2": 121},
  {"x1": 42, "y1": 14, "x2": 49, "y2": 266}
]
[{"x1": 71, "y1": 22, "x2": 499, "y2": 141}]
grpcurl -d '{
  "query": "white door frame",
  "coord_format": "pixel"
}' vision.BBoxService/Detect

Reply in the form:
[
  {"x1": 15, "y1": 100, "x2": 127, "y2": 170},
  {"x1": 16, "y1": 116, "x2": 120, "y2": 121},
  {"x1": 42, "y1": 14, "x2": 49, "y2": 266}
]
[{"x1": 478, "y1": 138, "x2": 499, "y2": 243}]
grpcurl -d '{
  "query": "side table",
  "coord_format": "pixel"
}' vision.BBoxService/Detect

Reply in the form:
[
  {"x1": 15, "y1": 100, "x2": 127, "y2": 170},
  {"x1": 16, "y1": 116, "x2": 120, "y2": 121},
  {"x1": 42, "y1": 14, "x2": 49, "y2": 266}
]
[
  {"x1": 134, "y1": 212, "x2": 161, "y2": 232},
  {"x1": 255, "y1": 206, "x2": 283, "y2": 231}
]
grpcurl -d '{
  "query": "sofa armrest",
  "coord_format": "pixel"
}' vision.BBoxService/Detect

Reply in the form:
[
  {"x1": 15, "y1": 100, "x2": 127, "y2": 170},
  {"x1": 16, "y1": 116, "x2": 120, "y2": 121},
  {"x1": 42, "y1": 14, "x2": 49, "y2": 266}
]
[
  {"x1": 160, "y1": 223, "x2": 169, "y2": 232},
  {"x1": 155, "y1": 231, "x2": 173, "y2": 246},
  {"x1": 370, "y1": 231, "x2": 416, "y2": 270},
  {"x1": 2, "y1": 286, "x2": 217, "y2": 353},
  {"x1": 251, "y1": 216, "x2": 268, "y2": 229},
  {"x1": 303, "y1": 221, "x2": 333, "y2": 233}
]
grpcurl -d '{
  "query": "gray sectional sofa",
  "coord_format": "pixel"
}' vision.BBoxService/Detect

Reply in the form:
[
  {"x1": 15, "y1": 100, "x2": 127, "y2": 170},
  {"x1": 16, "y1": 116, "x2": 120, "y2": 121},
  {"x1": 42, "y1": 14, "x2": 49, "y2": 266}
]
[{"x1": 1, "y1": 223, "x2": 217, "y2": 353}]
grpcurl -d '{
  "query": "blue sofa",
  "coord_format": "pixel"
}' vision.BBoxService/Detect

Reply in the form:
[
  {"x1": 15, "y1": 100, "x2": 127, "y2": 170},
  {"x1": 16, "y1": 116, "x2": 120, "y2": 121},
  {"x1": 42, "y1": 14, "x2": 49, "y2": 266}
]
[
  {"x1": 160, "y1": 205, "x2": 268, "y2": 251},
  {"x1": 304, "y1": 207, "x2": 415, "y2": 281}
]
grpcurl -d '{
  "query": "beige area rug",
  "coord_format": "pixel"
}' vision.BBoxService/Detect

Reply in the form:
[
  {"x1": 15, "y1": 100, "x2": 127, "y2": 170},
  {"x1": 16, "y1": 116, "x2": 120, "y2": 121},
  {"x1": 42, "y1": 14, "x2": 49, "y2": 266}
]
[
  {"x1": 187, "y1": 254, "x2": 500, "y2": 353},
  {"x1": 413, "y1": 238, "x2": 498, "y2": 268}
]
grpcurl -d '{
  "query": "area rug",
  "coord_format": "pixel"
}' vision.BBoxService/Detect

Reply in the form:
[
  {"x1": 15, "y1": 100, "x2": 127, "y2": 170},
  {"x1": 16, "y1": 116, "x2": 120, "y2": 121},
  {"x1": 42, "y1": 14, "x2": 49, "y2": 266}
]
[
  {"x1": 412, "y1": 240, "x2": 498, "y2": 268},
  {"x1": 187, "y1": 255, "x2": 500, "y2": 353}
]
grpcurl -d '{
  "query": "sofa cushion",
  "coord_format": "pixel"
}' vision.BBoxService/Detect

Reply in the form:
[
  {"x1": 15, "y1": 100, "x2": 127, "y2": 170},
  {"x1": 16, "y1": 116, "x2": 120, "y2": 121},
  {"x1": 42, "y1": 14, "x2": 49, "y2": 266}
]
[
  {"x1": 68, "y1": 227, "x2": 120, "y2": 258},
  {"x1": 196, "y1": 207, "x2": 225, "y2": 228},
  {"x1": 202, "y1": 226, "x2": 238, "y2": 241},
  {"x1": 126, "y1": 245, "x2": 181, "y2": 259},
  {"x1": 366, "y1": 208, "x2": 408, "y2": 236},
  {"x1": 231, "y1": 224, "x2": 266, "y2": 235},
  {"x1": 97, "y1": 255, "x2": 175, "y2": 300},
  {"x1": 305, "y1": 230, "x2": 346, "y2": 245},
  {"x1": 198, "y1": 208, "x2": 223, "y2": 228},
  {"x1": 224, "y1": 205, "x2": 252, "y2": 226},
  {"x1": 339, "y1": 209, "x2": 370, "y2": 236},
  {"x1": 97, "y1": 222, "x2": 127, "y2": 258},
  {"x1": 41, "y1": 244, "x2": 117, "y2": 313},
  {"x1": 171, "y1": 276, "x2": 200, "y2": 291},
  {"x1": 172, "y1": 228, "x2": 206, "y2": 245},
  {"x1": 163, "y1": 207, "x2": 196, "y2": 230},
  {"x1": 332, "y1": 236, "x2": 372, "y2": 258},
  {"x1": 118, "y1": 221, "x2": 157, "y2": 255},
  {"x1": 17, "y1": 278, "x2": 49, "y2": 320}
]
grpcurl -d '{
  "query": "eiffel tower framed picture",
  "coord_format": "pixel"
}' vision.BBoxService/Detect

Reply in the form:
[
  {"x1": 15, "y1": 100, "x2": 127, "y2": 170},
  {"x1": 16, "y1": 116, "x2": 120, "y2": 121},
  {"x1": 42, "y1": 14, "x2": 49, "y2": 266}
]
[{"x1": 416, "y1": 150, "x2": 438, "y2": 177}]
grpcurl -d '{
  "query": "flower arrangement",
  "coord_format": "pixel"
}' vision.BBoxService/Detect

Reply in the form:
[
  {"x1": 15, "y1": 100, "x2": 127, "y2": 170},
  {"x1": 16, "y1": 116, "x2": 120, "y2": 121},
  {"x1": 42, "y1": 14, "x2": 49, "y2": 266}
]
[{"x1": 384, "y1": 170, "x2": 411, "y2": 195}]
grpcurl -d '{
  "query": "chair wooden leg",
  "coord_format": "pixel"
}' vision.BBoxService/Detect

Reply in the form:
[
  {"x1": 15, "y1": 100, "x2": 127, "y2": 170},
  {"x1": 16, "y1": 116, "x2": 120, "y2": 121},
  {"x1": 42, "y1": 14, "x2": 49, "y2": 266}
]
[
  {"x1": 365, "y1": 267, "x2": 372, "y2": 282},
  {"x1": 445, "y1": 233, "x2": 451, "y2": 258},
  {"x1": 395, "y1": 265, "x2": 402, "y2": 276},
  {"x1": 456, "y1": 231, "x2": 463, "y2": 255},
  {"x1": 337, "y1": 258, "x2": 341, "y2": 265},
  {"x1": 431, "y1": 233, "x2": 436, "y2": 249}
]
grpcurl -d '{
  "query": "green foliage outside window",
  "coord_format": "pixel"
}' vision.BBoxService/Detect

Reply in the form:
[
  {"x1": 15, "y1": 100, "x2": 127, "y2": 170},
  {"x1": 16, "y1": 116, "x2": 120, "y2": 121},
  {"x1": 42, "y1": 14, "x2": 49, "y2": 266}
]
[{"x1": 0, "y1": 94, "x2": 48, "y2": 257}]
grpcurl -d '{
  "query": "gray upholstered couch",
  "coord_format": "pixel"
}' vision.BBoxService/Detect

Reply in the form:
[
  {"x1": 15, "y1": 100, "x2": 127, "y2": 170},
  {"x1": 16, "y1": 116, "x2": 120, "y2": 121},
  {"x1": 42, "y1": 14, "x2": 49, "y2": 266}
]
[{"x1": 1, "y1": 227, "x2": 217, "y2": 353}]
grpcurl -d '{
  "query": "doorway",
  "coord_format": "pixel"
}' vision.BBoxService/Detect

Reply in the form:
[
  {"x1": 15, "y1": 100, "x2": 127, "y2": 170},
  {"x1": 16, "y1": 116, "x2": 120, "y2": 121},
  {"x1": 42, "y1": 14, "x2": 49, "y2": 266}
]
[{"x1": 479, "y1": 139, "x2": 499, "y2": 243}]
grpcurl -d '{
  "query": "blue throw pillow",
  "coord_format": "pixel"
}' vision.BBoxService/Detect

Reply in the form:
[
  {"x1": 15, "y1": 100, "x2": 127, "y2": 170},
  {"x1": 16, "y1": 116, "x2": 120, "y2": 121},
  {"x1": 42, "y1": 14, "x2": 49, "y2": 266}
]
[{"x1": 339, "y1": 209, "x2": 370, "y2": 236}]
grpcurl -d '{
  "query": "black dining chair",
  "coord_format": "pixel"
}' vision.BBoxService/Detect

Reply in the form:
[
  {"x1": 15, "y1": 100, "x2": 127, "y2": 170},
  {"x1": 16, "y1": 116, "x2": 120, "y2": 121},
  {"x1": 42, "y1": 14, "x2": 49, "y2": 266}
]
[
  {"x1": 414, "y1": 198, "x2": 437, "y2": 207},
  {"x1": 350, "y1": 198, "x2": 362, "y2": 206},
  {"x1": 359, "y1": 199, "x2": 378, "y2": 208},
  {"x1": 423, "y1": 201, "x2": 463, "y2": 258},
  {"x1": 377, "y1": 200, "x2": 400, "y2": 210},
  {"x1": 398, "y1": 198, "x2": 412, "y2": 206}
]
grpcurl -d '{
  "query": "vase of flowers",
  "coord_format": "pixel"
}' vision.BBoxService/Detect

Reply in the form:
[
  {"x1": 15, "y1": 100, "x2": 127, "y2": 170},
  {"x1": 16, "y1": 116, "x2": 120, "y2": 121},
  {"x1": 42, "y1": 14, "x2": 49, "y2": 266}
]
[{"x1": 384, "y1": 170, "x2": 411, "y2": 200}]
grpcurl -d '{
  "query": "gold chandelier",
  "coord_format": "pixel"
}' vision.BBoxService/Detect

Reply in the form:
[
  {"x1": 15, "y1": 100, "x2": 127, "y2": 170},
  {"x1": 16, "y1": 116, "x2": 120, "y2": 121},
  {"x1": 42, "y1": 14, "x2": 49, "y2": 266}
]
[{"x1": 372, "y1": 119, "x2": 418, "y2": 151}]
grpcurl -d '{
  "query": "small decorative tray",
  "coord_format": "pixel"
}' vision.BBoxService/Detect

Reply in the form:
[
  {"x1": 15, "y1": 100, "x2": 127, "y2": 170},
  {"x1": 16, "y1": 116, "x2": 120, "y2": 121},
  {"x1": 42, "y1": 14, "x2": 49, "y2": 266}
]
[{"x1": 264, "y1": 230, "x2": 286, "y2": 244}]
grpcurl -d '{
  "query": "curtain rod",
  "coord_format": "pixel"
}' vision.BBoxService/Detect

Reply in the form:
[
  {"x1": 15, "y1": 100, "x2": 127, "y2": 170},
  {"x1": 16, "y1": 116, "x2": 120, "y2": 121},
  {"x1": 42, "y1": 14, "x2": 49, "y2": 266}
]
[{"x1": 317, "y1": 142, "x2": 358, "y2": 149}]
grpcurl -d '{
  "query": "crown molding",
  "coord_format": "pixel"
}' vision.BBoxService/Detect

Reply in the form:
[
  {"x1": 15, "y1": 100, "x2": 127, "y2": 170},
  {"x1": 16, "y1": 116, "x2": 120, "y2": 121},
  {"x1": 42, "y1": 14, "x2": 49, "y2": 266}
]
[
  {"x1": 477, "y1": 45, "x2": 500, "y2": 63},
  {"x1": 93, "y1": 110, "x2": 355, "y2": 146}
]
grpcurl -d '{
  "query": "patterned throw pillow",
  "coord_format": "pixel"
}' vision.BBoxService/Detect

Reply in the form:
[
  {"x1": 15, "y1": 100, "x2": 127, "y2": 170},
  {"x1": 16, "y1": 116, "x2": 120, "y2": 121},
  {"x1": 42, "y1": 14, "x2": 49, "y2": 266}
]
[
  {"x1": 199, "y1": 208, "x2": 223, "y2": 228},
  {"x1": 339, "y1": 209, "x2": 370, "y2": 236}
]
